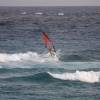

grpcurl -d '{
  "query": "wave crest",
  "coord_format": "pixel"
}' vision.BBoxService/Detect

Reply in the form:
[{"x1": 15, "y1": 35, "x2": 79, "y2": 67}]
[{"x1": 48, "y1": 71, "x2": 100, "y2": 83}]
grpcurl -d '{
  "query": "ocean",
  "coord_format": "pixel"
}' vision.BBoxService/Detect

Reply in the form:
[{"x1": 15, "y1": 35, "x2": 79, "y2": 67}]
[{"x1": 0, "y1": 6, "x2": 100, "y2": 100}]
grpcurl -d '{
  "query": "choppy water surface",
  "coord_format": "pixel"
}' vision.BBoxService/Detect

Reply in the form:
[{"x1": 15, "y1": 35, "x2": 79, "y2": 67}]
[{"x1": 0, "y1": 6, "x2": 100, "y2": 100}]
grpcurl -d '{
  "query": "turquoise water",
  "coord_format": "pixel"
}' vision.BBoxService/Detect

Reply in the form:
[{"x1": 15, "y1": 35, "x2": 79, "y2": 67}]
[{"x1": 0, "y1": 6, "x2": 100, "y2": 100}]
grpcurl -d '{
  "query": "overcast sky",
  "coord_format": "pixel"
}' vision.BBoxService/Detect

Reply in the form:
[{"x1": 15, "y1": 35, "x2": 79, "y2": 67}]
[{"x1": 0, "y1": 0, "x2": 100, "y2": 6}]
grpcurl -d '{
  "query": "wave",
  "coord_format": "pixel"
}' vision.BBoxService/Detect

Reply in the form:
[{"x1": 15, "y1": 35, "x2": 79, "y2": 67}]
[
  {"x1": 1, "y1": 71, "x2": 100, "y2": 83},
  {"x1": 48, "y1": 71, "x2": 100, "y2": 83},
  {"x1": 1, "y1": 72, "x2": 55, "y2": 83},
  {"x1": 0, "y1": 51, "x2": 59, "y2": 63}
]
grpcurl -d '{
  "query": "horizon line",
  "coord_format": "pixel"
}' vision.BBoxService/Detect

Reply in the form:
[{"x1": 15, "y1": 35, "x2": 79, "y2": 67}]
[{"x1": 0, "y1": 5, "x2": 100, "y2": 7}]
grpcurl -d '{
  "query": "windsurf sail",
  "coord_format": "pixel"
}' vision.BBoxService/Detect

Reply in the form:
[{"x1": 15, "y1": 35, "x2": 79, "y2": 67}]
[{"x1": 41, "y1": 32, "x2": 56, "y2": 56}]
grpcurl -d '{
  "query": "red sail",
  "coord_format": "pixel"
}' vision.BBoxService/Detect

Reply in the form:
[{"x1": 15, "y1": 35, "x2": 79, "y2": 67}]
[
  {"x1": 41, "y1": 32, "x2": 52, "y2": 48},
  {"x1": 41, "y1": 32, "x2": 56, "y2": 56}
]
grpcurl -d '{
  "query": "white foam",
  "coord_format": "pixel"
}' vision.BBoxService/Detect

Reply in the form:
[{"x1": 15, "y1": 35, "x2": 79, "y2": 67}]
[
  {"x1": 48, "y1": 71, "x2": 100, "y2": 83},
  {"x1": 35, "y1": 12, "x2": 43, "y2": 15},
  {"x1": 58, "y1": 12, "x2": 64, "y2": 16},
  {"x1": 0, "y1": 51, "x2": 59, "y2": 63}
]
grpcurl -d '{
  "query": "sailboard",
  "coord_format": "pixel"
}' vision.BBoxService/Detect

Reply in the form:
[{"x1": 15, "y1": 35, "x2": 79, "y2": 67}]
[{"x1": 41, "y1": 32, "x2": 56, "y2": 57}]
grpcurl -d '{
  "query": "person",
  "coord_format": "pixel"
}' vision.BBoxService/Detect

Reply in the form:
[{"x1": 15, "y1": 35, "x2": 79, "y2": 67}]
[{"x1": 48, "y1": 46, "x2": 56, "y2": 57}]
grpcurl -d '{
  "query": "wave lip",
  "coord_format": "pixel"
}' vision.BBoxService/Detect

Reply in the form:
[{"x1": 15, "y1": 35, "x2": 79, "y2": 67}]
[{"x1": 48, "y1": 71, "x2": 100, "y2": 83}]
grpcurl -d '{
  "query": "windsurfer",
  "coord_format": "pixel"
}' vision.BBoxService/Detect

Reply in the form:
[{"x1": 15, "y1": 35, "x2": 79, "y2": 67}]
[{"x1": 41, "y1": 32, "x2": 56, "y2": 57}]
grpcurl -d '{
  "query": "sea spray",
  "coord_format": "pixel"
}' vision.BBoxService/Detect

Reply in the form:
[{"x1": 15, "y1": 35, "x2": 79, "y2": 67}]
[{"x1": 0, "y1": 51, "x2": 59, "y2": 63}]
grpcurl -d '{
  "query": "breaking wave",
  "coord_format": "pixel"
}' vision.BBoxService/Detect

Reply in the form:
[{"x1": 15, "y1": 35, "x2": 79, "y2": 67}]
[
  {"x1": 0, "y1": 51, "x2": 59, "y2": 63},
  {"x1": 48, "y1": 71, "x2": 100, "y2": 83},
  {"x1": 1, "y1": 71, "x2": 100, "y2": 83}
]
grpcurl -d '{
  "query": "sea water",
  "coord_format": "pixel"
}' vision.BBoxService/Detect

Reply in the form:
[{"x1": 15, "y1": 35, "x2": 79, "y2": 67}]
[{"x1": 0, "y1": 6, "x2": 100, "y2": 100}]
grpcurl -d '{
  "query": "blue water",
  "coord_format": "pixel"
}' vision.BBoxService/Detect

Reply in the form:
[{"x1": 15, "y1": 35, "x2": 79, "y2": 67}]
[{"x1": 0, "y1": 6, "x2": 100, "y2": 100}]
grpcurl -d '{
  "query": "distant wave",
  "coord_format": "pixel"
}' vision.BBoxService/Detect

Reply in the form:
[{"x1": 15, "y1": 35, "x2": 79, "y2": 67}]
[
  {"x1": 0, "y1": 51, "x2": 59, "y2": 63},
  {"x1": 48, "y1": 71, "x2": 100, "y2": 83}
]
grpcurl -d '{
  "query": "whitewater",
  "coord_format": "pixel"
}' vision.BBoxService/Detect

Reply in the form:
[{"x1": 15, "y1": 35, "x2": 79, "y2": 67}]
[
  {"x1": 0, "y1": 51, "x2": 59, "y2": 63},
  {"x1": 48, "y1": 71, "x2": 100, "y2": 83}
]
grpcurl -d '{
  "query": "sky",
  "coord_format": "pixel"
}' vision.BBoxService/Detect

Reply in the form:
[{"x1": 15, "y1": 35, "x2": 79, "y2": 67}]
[{"x1": 0, "y1": 0, "x2": 100, "y2": 6}]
